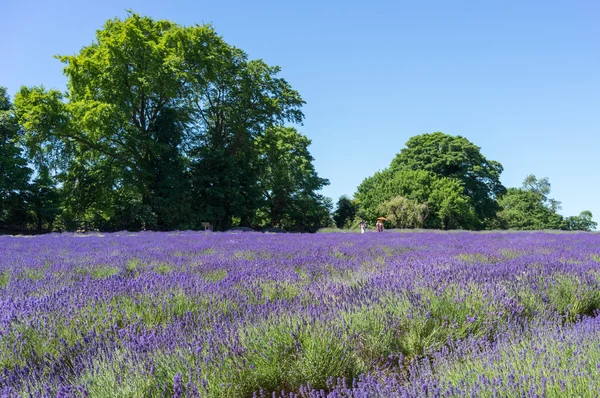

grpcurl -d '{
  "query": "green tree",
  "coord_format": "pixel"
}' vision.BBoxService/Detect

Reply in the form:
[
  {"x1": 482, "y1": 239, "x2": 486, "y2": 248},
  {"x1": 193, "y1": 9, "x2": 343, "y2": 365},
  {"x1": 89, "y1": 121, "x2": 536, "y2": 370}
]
[
  {"x1": 333, "y1": 195, "x2": 357, "y2": 228},
  {"x1": 354, "y1": 169, "x2": 394, "y2": 223},
  {"x1": 27, "y1": 166, "x2": 61, "y2": 232},
  {"x1": 15, "y1": 12, "x2": 306, "y2": 231},
  {"x1": 0, "y1": 87, "x2": 32, "y2": 230},
  {"x1": 496, "y1": 188, "x2": 563, "y2": 230},
  {"x1": 495, "y1": 175, "x2": 575, "y2": 230},
  {"x1": 355, "y1": 168, "x2": 475, "y2": 229},
  {"x1": 183, "y1": 28, "x2": 304, "y2": 230},
  {"x1": 15, "y1": 14, "x2": 187, "y2": 230},
  {"x1": 522, "y1": 174, "x2": 562, "y2": 212},
  {"x1": 254, "y1": 126, "x2": 330, "y2": 231},
  {"x1": 284, "y1": 195, "x2": 332, "y2": 232},
  {"x1": 390, "y1": 132, "x2": 505, "y2": 227},
  {"x1": 355, "y1": 169, "x2": 434, "y2": 223},
  {"x1": 562, "y1": 210, "x2": 597, "y2": 231},
  {"x1": 377, "y1": 196, "x2": 429, "y2": 229},
  {"x1": 428, "y1": 178, "x2": 478, "y2": 230},
  {"x1": 522, "y1": 174, "x2": 551, "y2": 198}
]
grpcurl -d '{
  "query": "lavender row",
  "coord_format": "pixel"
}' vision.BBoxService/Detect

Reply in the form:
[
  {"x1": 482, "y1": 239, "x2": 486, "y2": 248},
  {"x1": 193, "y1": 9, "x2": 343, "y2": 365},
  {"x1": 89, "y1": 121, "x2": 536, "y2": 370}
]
[{"x1": 1, "y1": 231, "x2": 599, "y2": 397}]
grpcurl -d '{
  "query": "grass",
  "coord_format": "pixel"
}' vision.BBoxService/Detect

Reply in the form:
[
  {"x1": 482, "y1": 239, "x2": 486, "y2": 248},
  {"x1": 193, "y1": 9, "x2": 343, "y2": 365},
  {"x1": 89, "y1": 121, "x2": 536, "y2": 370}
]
[
  {"x1": 0, "y1": 290, "x2": 228, "y2": 373},
  {"x1": 233, "y1": 250, "x2": 257, "y2": 260},
  {"x1": 342, "y1": 295, "x2": 411, "y2": 367},
  {"x1": 72, "y1": 350, "x2": 163, "y2": 398},
  {"x1": 545, "y1": 274, "x2": 600, "y2": 322},
  {"x1": 76, "y1": 265, "x2": 120, "y2": 279},
  {"x1": 104, "y1": 291, "x2": 225, "y2": 327},
  {"x1": 512, "y1": 273, "x2": 600, "y2": 322},
  {"x1": 431, "y1": 320, "x2": 600, "y2": 397},
  {"x1": 23, "y1": 268, "x2": 46, "y2": 281},
  {"x1": 65, "y1": 283, "x2": 521, "y2": 397},
  {"x1": 154, "y1": 263, "x2": 173, "y2": 274},
  {"x1": 219, "y1": 318, "x2": 363, "y2": 396},
  {"x1": 201, "y1": 269, "x2": 228, "y2": 282},
  {"x1": 456, "y1": 253, "x2": 500, "y2": 264},
  {"x1": 0, "y1": 271, "x2": 9, "y2": 288},
  {"x1": 123, "y1": 258, "x2": 144, "y2": 277},
  {"x1": 317, "y1": 227, "x2": 361, "y2": 233},
  {"x1": 240, "y1": 280, "x2": 301, "y2": 305},
  {"x1": 79, "y1": 318, "x2": 364, "y2": 398},
  {"x1": 500, "y1": 248, "x2": 525, "y2": 259}
]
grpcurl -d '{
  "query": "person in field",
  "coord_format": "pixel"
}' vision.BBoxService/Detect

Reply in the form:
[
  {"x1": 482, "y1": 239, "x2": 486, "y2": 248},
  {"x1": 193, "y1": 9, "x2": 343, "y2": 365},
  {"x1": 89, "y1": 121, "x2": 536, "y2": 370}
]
[
  {"x1": 360, "y1": 220, "x2": 366, "y2": 234},
  {"x1": 376, "y1": 220, "x2": 383, "y2": 232}
]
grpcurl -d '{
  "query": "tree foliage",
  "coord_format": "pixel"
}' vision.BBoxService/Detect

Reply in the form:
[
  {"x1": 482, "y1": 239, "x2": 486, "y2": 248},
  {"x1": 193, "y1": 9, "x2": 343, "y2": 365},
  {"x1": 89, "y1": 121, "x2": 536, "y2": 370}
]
[
  {"x1": 496, "y1": 188, "x2": 562, "y2": 230},
  {"x1": 562, "y1": 211, "x2": 597, "y2": 231},
  {"x1": 522, "y1": 174, "x2": 561, "y2": 212},
  {"x1": 496, "y1": 175, "x2": 594, "y2": 231},
  {"x1": 28, "y1": 166, "x2": 61, "y2": 232},
  {"x1": 353, "y1": 137, "x2": 597, "y2": 232},
  {"x1": 333, "y1": 195, "x2": 357, "y2": 229},
  {"x1": 4, "y1": 14, "x2": 596, "y2": 234},
  {"x1": 377, "y1": 196, "x2": 428, "y2": 229},
  {"x1": 355, "y1": 168, "x2": 476, "y2": 229},
  {"x1": 428, "y1": 177, "x2": 478, "y2": 230},
  {"x1": 255, "y1": 126, "x2": 330, "y2": 231},
  {"x1": 12, "y1": 12, "x2": 325, "y2": 232},
  {"x1": 390, "y1": 132, "x2": 506, "y2": 226},
  {"x1": 0, "y1": 87, "x2": 32, "y2": 229}
]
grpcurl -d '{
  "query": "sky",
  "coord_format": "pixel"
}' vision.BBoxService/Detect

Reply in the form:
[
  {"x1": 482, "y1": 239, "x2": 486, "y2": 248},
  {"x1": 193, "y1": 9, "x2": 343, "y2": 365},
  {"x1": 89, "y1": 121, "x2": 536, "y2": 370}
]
[{"x1": 3, "y1": 0, "x2": 599, "y2": 224}]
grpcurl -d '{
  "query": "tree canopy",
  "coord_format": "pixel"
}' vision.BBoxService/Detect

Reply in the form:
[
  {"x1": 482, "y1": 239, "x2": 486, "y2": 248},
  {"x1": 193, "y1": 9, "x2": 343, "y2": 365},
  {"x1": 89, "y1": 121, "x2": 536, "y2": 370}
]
[
  {"x1": 377, "y1": 196, "x2": 429, "y2": 229},
  {"x1": 496, "y1": 175, "x2": 595, "y2": 231},
  {"x1": 255, "y1": 126, "x2": 330, "y2": 231},
  {"x1": 9, "y1": 12, "x2": 327, "y2": 233},
  {"x1": 333, "y1": 196, "x2": 357, "y2": 229},
  {"x1": 355, "y1": 132, "x2": 499, "y2": 230},
  {"x1": 390, "y1": 132, "x2": 505, "y2": 225},
  {"x1": 496, "y1": 187, "x2": 563, "y2": 230},
  {"x1": 354, "y1": 135, "x2": 594, "y2": 231},
  {"x1": 355, "y1": 168, "x2": 478, "y2": 230},
  {"x1": 2, "y1": 14, "x2": 596, "y2": 234},
  {"x1": 562, "y1": 211, "x2": 597, "y2": 231},
  {"x1": 0, "y1": 87, "x2": 32, "y2": 230}
]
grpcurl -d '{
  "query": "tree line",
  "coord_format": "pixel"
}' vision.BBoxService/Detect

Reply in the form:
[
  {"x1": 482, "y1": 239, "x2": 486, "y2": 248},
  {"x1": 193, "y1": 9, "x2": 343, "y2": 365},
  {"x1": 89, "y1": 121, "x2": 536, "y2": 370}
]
[
  {"x1": 1, "y1": 13, "x2": 595, "y2": 234},
  {"x1": 1, "y1": 12, "x2": 330, "y2": 233},
  {"x1": 333, "y1": 132, "x2": 597, "y2": 231}
]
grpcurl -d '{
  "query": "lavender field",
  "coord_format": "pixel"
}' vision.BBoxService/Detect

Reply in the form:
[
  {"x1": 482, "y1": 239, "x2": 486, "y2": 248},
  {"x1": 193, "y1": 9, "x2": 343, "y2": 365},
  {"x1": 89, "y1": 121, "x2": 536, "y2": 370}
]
[{"x1": 2, "y1": 231, "x2": 600, "y2": 397}]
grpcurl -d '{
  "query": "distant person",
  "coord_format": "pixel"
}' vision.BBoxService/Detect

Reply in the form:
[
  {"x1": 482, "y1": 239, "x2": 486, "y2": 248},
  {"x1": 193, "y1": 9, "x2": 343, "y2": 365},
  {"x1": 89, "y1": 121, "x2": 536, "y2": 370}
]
[
  {"x1": 376, "y1": 220, "x2": 383, "y2": 233},
  {"x1": 359, "y1": 220, "x2": 366, "y2": 234}
]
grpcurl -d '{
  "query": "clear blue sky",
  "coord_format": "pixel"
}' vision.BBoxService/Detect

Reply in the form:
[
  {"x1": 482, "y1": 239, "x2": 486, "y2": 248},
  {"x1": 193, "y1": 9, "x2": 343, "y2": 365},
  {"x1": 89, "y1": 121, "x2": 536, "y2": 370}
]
[{"x1": 3, "y1": 0, "x2": 599, "y2": 224}]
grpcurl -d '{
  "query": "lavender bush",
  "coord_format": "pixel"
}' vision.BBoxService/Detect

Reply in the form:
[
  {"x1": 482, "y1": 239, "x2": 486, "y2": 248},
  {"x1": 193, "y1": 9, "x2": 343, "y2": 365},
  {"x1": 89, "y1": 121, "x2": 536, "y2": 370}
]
[{"x1": 1, "y1": 231, "x2": 599, "y2": 397}]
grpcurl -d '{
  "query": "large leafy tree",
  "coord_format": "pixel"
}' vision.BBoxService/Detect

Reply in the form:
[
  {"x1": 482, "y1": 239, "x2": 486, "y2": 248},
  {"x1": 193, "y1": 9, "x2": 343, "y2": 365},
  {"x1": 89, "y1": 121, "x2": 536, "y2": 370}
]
[
  {"x1": 562, "y1": 211, "x2": 597, "y2": 231},
  {"x1": 254, "y1": 126, "x2": 330, "y2": 231},
  {"x1": 355, "y1": 169, "x2": 431, "y2": 223},
  {"x1": 496, "y1": 175, "x2": 563, "y2": 230},
  {"x1": 497, "y1": 175, "x2": 596, "y2": 231},
  {"x1": 183, "y1": 30, "x2": 304, "y2": 230},
  {"x1": 15, "y1": 12, "x2": 306, "y2": 231},
  {"x1": 522, "y1": 174, "x2": 561, "y2": 212},
  {"x1": 428, "y1": 177, "x2": 478, "y2": 229},
  {"x1": 15, "y1": 14, "x2": 187, "y2": 229},
  {"x1": 390, "y1": 132, "x2": 505, "y2": 227},
  {"x1": 354, "y1": 169, "x2": 394, "y2": 223},
  {"x1": 355, "y1": 169, "x2": 476, "y2": 229},
  {"x1": 28, "y1": 166, "x2": 61, "y2": 232},
  {"x1": 0, "y1": 87, "x2": 32, "y2": 230},
  {"x1": 496, "y1": 187, "x2": 563, "y2": 230},
  {"x1": 333, "y1": 195, "x2": 357, "y2": 228},
  {"x1": 377, "y1": 196, "x2": 429, "y2": 229}
]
